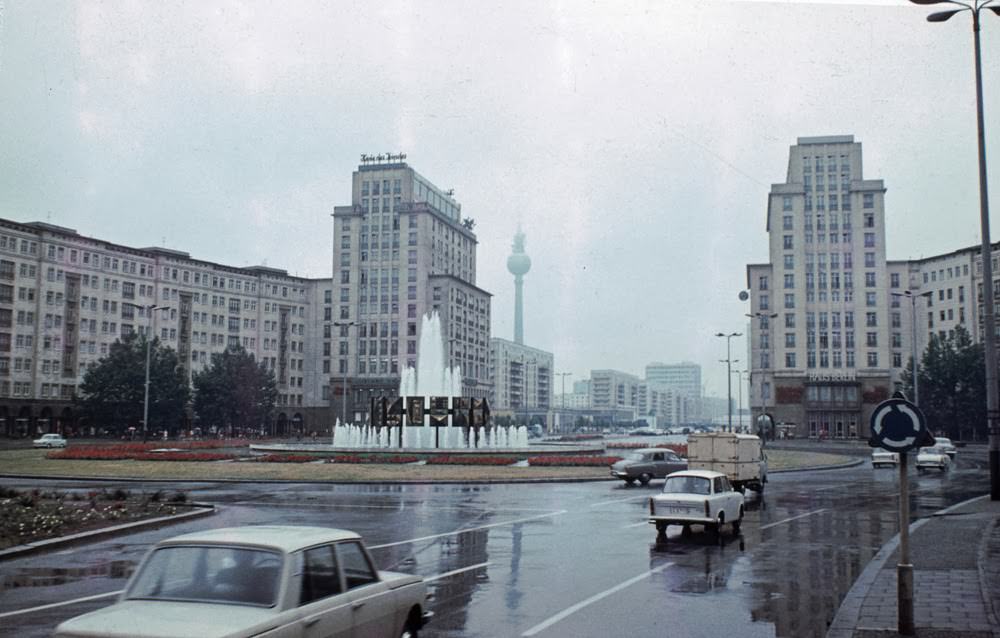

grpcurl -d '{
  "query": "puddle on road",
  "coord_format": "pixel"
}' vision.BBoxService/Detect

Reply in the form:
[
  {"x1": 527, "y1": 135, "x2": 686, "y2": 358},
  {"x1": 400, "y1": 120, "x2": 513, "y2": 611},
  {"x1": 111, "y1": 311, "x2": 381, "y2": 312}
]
[{"x1": 1, "y1": 560, "x2": 135, "y2": 590}]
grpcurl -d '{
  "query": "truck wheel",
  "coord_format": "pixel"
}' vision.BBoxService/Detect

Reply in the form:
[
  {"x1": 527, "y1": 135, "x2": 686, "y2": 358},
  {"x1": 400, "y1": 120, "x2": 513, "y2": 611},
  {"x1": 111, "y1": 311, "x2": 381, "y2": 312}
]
[{"x1": 639, "y1": 473, "x2": 652, "y2": 486}]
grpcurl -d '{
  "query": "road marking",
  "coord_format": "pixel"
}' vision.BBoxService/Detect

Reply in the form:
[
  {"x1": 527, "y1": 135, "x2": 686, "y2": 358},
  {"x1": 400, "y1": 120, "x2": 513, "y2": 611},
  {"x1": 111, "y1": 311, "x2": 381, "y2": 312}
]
[
  {"x1": 0, "y1": 590, "x2": 121, "y2": 620},
  {"x1": 521, "y1": 562, "x2": 675, "y2": 636},
  {"x1": 760, "y1": 508, "x2": 827, "y2": 531},
  {"x1": 621, "y1": 521, "x2": 649, "y2": 529},
  {"x1": 588, "y1": 495, "x2": 650, "y2": 508},
  {"x1": 369, "y1": 510, "x2": 567, "y2": 549},
  {"x1": 424, "y1": 561, "x2": 491, "y2": 582}
]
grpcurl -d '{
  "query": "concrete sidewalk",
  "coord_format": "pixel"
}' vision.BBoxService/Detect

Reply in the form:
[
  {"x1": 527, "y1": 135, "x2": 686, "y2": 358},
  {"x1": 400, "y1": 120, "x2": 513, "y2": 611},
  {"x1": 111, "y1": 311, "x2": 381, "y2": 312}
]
[{"x1": 828, "y1": 495, "x2": 1000, "y2": 638}]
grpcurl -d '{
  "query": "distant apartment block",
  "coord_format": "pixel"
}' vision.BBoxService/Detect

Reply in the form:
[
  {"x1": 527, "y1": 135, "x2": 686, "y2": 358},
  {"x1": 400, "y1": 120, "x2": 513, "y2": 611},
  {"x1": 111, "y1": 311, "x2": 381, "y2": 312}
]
[{"x1": 488, "y1": 337, "x2": 552, "y2": 414}]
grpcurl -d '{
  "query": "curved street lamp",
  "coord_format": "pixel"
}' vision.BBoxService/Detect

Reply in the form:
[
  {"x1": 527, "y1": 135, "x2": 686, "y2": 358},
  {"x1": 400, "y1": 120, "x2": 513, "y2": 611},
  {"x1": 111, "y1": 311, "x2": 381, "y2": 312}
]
[{"x1": 909, "y1": 0, "x2": 1000, "y2": 502}]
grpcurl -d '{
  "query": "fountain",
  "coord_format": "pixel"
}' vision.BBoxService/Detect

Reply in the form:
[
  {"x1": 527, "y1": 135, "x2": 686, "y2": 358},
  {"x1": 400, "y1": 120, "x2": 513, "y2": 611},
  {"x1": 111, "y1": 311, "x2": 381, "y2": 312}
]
[{"x1": 330, "y1": 312, "x2": 530, "y2": 451}]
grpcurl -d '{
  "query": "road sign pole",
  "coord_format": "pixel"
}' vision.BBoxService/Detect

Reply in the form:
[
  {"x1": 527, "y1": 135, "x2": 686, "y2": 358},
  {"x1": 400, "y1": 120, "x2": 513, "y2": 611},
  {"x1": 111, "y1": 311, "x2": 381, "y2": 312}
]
[{"x1": 897, "y1": 451, "x2": 914, "y2": 635}]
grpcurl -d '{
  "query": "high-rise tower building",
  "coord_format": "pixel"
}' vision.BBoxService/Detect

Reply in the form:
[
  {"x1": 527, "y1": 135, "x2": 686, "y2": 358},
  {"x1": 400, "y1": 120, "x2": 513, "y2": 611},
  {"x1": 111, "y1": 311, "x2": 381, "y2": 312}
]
[
  {"x1": 747, "y1": 136, "x2": 894, "y2": 439},
  {"x1": 506, "y1": 229, "x2": 531, "y2": 345},
  {"x1": 332, "y1": 158, "x2": 493, "y2": 422}
]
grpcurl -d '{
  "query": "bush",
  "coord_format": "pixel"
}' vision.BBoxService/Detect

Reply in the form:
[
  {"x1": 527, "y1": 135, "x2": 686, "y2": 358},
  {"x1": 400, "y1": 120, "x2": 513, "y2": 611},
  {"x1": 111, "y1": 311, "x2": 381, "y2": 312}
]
[{"x1": 169, "y1": 492, "x2": 188, "y2": 503}]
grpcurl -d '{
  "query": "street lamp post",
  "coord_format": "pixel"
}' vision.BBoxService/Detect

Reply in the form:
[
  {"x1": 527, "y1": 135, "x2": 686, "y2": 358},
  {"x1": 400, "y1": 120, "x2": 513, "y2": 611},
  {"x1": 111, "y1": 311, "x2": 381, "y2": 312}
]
[
  {"x1": 716, "y1": 332, "x2": 742, "y2": 432},
  {"x1": 891, "y1": 291, "x2": 932, "y2": 405},
  {"x1": 747, "y1": 312, "x2": 778, "y2": 431},
  {"x1": 733, "y1": 369, "x2": 749, "y2": 433},
  {"x1": 910, "y1": 0, "x2": 1000, "y2": 500},
  {"x1": 124, "y1": 303, "x2": 167, "y2": 442},
  {"x1": 556, "y1": 372, "x2": 572, "y2": 433},
  {"x1": 333, "y1": 321, "x2": 358, "y2": 427}
]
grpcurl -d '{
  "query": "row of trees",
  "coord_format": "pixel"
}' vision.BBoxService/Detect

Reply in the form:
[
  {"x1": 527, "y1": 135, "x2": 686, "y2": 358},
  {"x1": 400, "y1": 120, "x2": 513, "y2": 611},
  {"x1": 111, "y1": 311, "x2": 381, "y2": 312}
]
[
  {"x1": 902, "y1": 325, "x2": 987, "y2": 441},
  {"x1": 76, "y1": 334, "x2": 278, "y2": 437}
]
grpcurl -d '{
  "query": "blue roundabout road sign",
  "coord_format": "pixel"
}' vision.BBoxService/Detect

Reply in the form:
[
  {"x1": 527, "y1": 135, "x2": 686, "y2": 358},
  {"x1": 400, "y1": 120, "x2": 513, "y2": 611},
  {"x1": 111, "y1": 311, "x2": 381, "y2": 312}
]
[{"x1": 869, "y1": 398, "x2": 934, "y2": 453}]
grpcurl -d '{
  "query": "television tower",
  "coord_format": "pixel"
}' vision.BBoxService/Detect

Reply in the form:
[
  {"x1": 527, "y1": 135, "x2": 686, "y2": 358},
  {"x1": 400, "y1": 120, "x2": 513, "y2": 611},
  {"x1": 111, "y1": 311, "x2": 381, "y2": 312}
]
[{"x1": 506, "y1": 228, "x2": 531, "y2": 345}]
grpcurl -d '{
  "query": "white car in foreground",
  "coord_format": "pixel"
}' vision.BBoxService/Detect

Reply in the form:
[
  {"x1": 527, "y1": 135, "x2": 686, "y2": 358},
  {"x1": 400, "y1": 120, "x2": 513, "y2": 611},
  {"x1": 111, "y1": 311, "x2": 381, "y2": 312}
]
[
  {"x1": 916, "y1": 446, "x2": 951, "y2": 472},
  {"x1": 32, "y1": 433, "x2": 67, "y2": 448},
  {"x1": 648, "y1": 470, "x2": 745, "y2": 539},
  {"x1": 54, "y1": 526, "x2": 432, "y2": 638},
  {"x1": 871, "y1": 449, "x2": 900, "y2": 468}
]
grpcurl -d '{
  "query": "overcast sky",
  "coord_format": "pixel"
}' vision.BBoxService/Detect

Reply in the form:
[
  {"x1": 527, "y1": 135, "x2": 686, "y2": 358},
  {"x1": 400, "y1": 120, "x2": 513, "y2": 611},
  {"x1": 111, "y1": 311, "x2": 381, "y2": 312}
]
[{"x1": 2, "y1": 0, "x2": 999, "y2": 399}]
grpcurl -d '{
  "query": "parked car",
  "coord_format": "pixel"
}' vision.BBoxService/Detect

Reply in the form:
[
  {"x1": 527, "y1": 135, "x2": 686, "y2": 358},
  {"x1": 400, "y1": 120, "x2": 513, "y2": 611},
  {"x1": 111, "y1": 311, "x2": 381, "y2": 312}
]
[
  {"x1": 871, "y1": 449, "x2": 900, "y2": 468},
  {"x1": 54, "y1": 526, "x2": 432, "y2": 638},
  {"x1": 32, "y1": 433, "x2": 67, "y2": 448},
  {"x1": 648, "y1": 470, "x2": 745, "y2": 540},
  {"x1": 610, "y1": 448, "x2": 687, "y2": 486},
  {"x1": 933, "y1": 436, "x2": 958, "y2": 459},
  {"x1": 916, "y1": 446, "x2": 951, "y2": 472}
]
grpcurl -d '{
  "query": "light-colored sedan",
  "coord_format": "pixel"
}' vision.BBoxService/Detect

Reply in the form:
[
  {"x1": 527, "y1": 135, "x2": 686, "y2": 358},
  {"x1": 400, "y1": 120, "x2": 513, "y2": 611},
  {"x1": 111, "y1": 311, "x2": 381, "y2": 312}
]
[
  {"x1": 611, "y1": 448, "x2": 687, "y2": 486},
  {"x1": 871, "y1": 449, "x2": 900, "y2": 468},
  {"x1": 933, "y1": 436, "x2": 958, "y2": 459},
  {"x1": 32, "y1": 433, "x2": 67, "y2": 448},
  {"x1": 916, "y1": 446, "x2": 951, "y2": 472},
  {"x1": 54, "y1": 526, "x2": 432, "y2": 638},
  {"x1": 648, "y1": 470, "x2": 745, "y2": 539}
]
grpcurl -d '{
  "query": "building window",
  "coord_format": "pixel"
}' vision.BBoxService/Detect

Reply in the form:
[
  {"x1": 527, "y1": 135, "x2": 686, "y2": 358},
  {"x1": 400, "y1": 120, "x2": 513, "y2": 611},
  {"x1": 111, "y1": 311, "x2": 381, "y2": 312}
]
[
  {"x1": 867, "y1": 352, "x2": 879, "y2": 367},
  {"x1": 784, "y1": 274, "x2": 794, "y2": 289},
  {"x1": 783, "y1": 235, "x2": 794, "y2": 250},
  {"x1": 784, "y1": 294, "x2": 795, "y2": 309},
  {"x1": 785, "y1": 353, "x2": 796, "y2": 368},
  {"x1": 759, "y1": 275, "x2": 769, "y2": 291},
  {"x1": 863, "y1": 193, "x2": 874, "y2": 209}
]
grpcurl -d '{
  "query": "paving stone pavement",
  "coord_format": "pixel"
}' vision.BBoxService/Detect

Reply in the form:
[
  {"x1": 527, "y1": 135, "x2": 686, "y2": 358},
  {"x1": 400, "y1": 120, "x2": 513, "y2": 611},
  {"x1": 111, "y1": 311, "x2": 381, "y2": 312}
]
[{"x1": 828, "y1": 496, "x2": 1000, "y2": 638}]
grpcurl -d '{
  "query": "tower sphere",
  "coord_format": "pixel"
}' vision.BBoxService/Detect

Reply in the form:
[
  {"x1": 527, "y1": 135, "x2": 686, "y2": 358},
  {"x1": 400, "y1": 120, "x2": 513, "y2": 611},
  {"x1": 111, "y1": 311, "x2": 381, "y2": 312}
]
[{"x1": 507, "y1": 252, "x2": 531, "y2": 276}]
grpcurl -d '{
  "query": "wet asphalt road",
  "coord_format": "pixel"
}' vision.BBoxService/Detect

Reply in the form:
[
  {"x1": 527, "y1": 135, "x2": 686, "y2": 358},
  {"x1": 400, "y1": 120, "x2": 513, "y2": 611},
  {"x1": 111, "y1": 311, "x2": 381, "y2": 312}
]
[{"x1": 0, "y1": 448, "x2": 991, "y2": 638}]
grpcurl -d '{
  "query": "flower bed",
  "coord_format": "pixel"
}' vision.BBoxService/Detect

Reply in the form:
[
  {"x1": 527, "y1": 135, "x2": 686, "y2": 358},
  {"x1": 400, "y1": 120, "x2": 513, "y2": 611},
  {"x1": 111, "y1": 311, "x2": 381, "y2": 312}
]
[
  {"x1": 252, "y1": 454, "x2": 322, "y2": 463},
  {"x1": 551, "y1": 434, "x2": 604, "y2": 442},
  {"x1": 327, "y1": 455, "x2": 421, "y2": 464},
  {"x1": 605, "y1": 442, "x2": 688, "y2": 456},
  {"x1": 0, "y1": 487, "x2": 191, "y2": 550},
  {"x1": 528, "y1": 455, "x2": 623, "y2": 466},
  {"x1": 47, "y1": 447, "x2": 236, "y2": 462},
  {"x1": 425, "y1": 455, "x2": 520, "y2": 466},
  {"x1": 132, "y1": 452, "x2": 235, "y2": 462}
]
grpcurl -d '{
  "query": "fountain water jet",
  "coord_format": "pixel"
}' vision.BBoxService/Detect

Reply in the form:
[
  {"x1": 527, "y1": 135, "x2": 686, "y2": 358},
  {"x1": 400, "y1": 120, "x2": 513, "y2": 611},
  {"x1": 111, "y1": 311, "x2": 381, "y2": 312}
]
[{"x1": 332, "y1": 312, "x2": 530, "y2": 450}]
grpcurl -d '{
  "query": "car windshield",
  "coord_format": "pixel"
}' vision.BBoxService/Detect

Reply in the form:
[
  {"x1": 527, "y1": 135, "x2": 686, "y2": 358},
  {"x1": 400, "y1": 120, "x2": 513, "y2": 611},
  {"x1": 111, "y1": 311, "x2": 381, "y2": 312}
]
[
  {"x1": 127, "y1": 545, "x2": 283, "y2": 607},
  {"x1": 662, "y1": 476, "x2": 711, "y2": 495}
]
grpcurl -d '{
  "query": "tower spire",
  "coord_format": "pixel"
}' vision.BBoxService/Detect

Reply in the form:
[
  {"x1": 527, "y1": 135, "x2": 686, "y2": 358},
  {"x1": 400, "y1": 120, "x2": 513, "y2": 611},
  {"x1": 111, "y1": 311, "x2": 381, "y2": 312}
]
[{"x1": 506, "y1": 227, "x2": 532, "y2": 345}]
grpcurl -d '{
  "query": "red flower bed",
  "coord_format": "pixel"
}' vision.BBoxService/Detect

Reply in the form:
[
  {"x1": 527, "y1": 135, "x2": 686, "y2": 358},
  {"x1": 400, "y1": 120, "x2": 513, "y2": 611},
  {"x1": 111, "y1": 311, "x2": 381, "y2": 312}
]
[
  {"x1": 553, "y1": 434, "x2": 604, "y2": 441},
  {"x1": 47, "y1": 447, "x2": 235, "y2": 461},
  {"x1": 528, "y1": 455, "x2": 623, "y2": 467},
  {"x1": 132, "y1": 452, "x2": 234, "y2": 462},
  {"x1": 426, "y1": 455, "x2": 519, "y2": 466},
  {"x1": 327, "y1": 455, "x2": 421, "y2": 464},
  {"x1": 252, "y1": 455, "x2": 319, "y2": 463},
  {"x1": 605, "y1": 442, "x2": 687, "y2": 456}
]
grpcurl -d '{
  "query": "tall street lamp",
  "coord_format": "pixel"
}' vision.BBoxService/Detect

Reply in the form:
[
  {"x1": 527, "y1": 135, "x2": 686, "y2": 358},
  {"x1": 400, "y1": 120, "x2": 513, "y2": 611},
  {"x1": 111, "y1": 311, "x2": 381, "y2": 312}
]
[
  {"x1": 890, "y1": 291, "x2": 933, "y2": 405},
  {"x1": 716, "y1": 332, "x2": 742, "y2": 432},
  {"x1": 733, "y1": 369, "x2": 749, "y2": 433},
  {"x1": 124, "y1": 303, "x2": 168, "y2": 442},
  {"x1": 910, "y1": 0, "x2": 1000, "y2": 499},
  {"x1": 333, "y1": 320, "x2": 357, "y2": 426},
  {"x1": 747, "y1": 312, "x2": 778, "y2": 427}
]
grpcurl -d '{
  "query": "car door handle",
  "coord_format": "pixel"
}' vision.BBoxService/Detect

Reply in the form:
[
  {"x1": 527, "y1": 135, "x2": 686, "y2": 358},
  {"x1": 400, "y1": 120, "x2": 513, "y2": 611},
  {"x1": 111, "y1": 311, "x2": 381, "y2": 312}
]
[
  {"x1": 352, "y1": 600, "x2": 366, "y2": 610},
  {"x1": 302, "y1": 617, "x2": 320, "y2": 627}
]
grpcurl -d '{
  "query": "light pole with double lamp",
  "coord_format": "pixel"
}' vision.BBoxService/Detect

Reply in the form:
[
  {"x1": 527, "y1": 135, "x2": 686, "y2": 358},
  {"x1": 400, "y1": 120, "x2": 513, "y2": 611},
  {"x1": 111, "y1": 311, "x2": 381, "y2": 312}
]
[
  {"x1": 716, "y1": 332, "x2": 742, "y2": 432},
  {"x1": 123, "y1": 303, "x2": 169, "y2": 442},
  {"x1": 910, "y1": 0, "x2": 1000, "y2": 500},
  {"x1": 890, "y1": 291, "x2": 933, "y2": 406},
  {"x1": 333, "y1": 321, "x2": 358, "y2": 426},
  {"x1": 747, "y1": 312, "x2": 778, "y2": 431}
]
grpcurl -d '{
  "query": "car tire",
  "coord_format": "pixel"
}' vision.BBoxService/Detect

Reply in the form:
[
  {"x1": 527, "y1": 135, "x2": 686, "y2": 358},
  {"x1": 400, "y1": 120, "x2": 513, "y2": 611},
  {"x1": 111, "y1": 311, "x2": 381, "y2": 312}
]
[
  {"x1": 639, "y1": 473, "x2": 652, "y2": 486},
  {"x1": 732, "y1": 506, "x2": 744, "y2": 534},
  {"x1": 709, "y1": 512, "x2": 723, "y2": 536},
  {"x1": 624, "y1": 478, "x2": 636, "y2": 487}
]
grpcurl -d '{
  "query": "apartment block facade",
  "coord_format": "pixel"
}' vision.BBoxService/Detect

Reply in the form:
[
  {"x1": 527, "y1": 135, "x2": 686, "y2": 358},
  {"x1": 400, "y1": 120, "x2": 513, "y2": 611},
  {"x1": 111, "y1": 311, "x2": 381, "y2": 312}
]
[
  {"x1": 488, "y1": 337, "x2": 553, "y2": 415},
  {"x1": 0, "y1": 219, "x2": 335, "y2": 437}
]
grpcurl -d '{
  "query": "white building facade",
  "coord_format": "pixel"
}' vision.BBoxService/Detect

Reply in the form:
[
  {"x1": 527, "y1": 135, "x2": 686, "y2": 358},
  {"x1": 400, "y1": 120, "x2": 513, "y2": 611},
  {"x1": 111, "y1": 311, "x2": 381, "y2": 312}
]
[{"x1": 488, "y1": 337, "x2": 552, "y2": 414}]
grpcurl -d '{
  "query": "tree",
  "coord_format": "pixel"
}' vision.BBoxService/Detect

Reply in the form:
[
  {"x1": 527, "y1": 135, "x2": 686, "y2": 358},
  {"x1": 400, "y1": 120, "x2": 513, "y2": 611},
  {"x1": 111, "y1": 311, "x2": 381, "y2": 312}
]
[
  {"x1": 902, "y1": 325, "x2": 986, "y2": 441},
  {"x1": 192, "y1": 345, "x2": 278, "y2": 435},
  {"x1": 76, "y1": 333, "x2": 190, "y2": 437}
]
